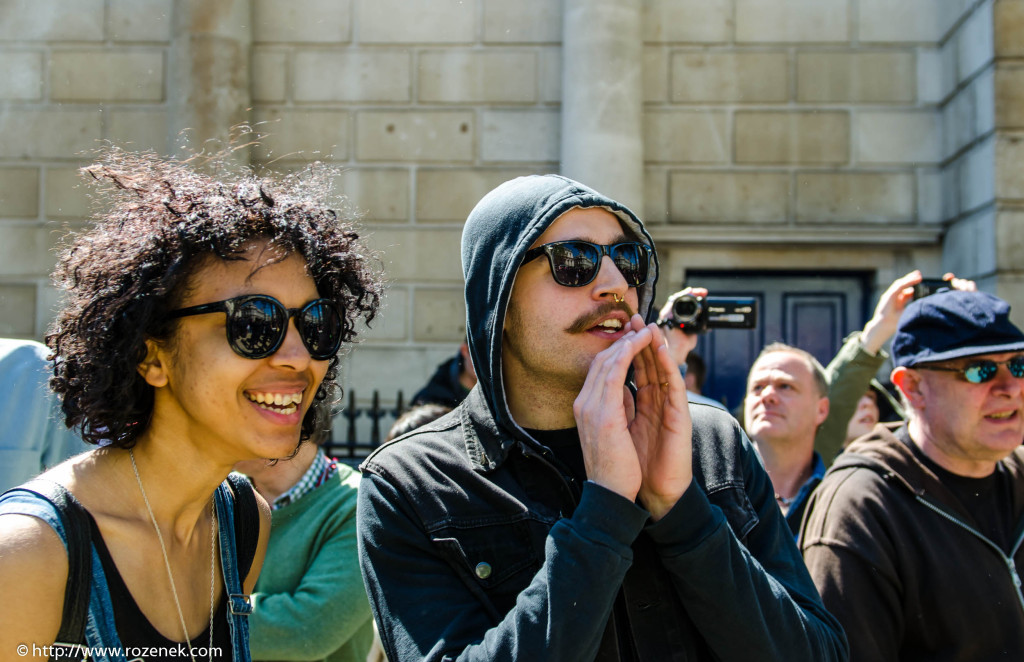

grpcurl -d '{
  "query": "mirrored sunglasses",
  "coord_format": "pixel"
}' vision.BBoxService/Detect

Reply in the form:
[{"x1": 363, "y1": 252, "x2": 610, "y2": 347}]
[
  {"x1": 167, "y1": 294, "x2": 343, "y2": 360},
  {"x1": 523, "y1": 240, "x2": 651, "y2": 288},
  {"x1": 914, "y1": 355, "x2": 1024, "y2": 384}
]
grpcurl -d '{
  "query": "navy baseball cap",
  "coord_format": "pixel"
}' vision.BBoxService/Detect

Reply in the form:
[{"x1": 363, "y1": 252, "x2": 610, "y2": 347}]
[{"x1": 892, "y1": 290, "x2": 1024, "y2": 367}]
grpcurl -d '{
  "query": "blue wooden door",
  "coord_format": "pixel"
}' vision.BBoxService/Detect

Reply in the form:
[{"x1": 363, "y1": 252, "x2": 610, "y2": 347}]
[{"x1": 681, "y1": 270, "x2": 871, "y2": 413}]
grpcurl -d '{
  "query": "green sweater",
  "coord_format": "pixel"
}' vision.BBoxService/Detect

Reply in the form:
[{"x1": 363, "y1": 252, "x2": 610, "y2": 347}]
[
  {"x1": 815, "y1": 333, "x2": 902, "y2": 468},
  {"x1": 249, "y1": 464, "x2": 374, "y2": 662}
]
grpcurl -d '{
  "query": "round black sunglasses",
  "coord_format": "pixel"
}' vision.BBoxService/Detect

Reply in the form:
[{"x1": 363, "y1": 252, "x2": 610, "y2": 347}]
[
  {"x1": 167, "y1": 294, "x2": 343, "y2": 360},
  {"x1": 523, "y1": 240, "x2": 652, "y2": 288},
  {"x1": 914, "y1": 355, "x2": 1024, "y2": 384}
]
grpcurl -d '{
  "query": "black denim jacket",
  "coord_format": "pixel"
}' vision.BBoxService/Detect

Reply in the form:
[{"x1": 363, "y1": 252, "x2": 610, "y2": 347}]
[
  {"x1": 358, "y1": 176, "x2": 847, "y2": 661},
  {"x1": 358, "y1": 387, "x2": 848, "y2": 662}
]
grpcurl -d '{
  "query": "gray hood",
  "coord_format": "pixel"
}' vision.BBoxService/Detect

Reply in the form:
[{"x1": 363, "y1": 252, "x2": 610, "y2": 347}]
[{"x1": 460, "y1": 174, "x2": 659, "y2": 438}]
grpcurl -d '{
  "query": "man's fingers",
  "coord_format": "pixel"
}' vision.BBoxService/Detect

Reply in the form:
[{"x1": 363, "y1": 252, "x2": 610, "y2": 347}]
[
  {"x1": 578, "y1": 327, "x2": 653, "y2": 414},
  {"x1": 657, "y1": 341, "x2": 689, "y2": 413},
  {"x1": 632, "y1": 318, "x2": 661, "y2": 389},
  {"x1": 633, "y1": 341, "x2": 652, "y2": 389},
  {"x1": 878, "y1": 270, "x2": 922, "y2": 312},
  {"x1": 942, "y1": 272, "x2": 977, "y2": 292},
  {"x1": 645, "y1": 323, "x2": 672, "y2": 386},
  {"x1": 609, "y1": 327, "x2": 653, "y2": 390},
  {"x1": 578, "y1": 330, "x2": 635, "y2": 405}
]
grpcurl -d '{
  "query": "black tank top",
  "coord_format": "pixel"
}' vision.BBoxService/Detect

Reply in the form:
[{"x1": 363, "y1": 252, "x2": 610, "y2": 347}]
[{"x1": 87, "y1": 513, "x2": 233, "y2": 661}]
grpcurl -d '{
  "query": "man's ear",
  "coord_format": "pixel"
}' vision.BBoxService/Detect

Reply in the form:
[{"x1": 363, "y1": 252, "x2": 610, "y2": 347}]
[
  {"x1": 815, "y1": 395, "x2": 830, "y2": 427},
  {"x1": 891, "y1": 367, "x2": 923, "y2": 410},
  {"x1": 137, "y1": 338, "x2": 169, "y2": 388}
]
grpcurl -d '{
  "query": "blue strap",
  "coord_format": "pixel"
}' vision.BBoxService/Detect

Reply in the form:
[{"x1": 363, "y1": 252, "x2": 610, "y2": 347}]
[{"x1": 214, "y1": 479, "x2": 253, "y2": 662}]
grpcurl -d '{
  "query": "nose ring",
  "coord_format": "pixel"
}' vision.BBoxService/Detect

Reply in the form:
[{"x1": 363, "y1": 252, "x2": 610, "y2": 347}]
[{"x1": 612, "y1": 294, "x2": 624, "y2": 304}]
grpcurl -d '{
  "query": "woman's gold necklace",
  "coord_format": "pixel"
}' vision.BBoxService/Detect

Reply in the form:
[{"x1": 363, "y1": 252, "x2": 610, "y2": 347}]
[{"x1": 130, "y1": 449, "x2": 216, "y2": 662}]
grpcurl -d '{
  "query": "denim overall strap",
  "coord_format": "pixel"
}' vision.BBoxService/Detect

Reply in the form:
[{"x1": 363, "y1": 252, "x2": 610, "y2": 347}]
[
  {"x1": 214, "y1": 480, "x2": 253, "y2": 662},
  {"x1": 0, "y1": 488, "x2": 125, "y2": 662},
  {"x1": 82, "y1": 544, "x2": 126, "y2": 661}
]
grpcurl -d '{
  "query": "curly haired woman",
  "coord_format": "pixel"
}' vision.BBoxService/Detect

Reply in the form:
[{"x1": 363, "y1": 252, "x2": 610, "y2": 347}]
[{"x1": 0, "y1": 148, "x2": 380, "y2": 661}]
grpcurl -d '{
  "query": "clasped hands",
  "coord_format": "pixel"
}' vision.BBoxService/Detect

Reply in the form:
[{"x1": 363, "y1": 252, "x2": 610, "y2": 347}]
[{"x1": 573, "y1": 314, "x2": 693, "y2": 521}]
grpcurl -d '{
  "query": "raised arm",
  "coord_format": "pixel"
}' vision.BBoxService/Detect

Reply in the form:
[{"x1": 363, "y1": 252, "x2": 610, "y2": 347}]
[
  {"x1": 817, "y1": 271, "x2": 976, "y2": 464},
  {"x1": 817, "y1": 271, "x2": 921, "y2": 464},
  {"x1": 815, "y1": 333, "x2": 889, "y2": 464}
]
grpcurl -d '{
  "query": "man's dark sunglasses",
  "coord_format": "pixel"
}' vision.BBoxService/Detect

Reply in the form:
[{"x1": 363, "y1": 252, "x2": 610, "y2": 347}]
[
  {"x1": 914, "y1": 355, "x2": 1024, "y2": 384},
  {"x1": 167, "y1": 294, "x2": 343, "y2": 360},
  {"x1": 523, "y1": 240, "x2": 652, "y2": 288}
]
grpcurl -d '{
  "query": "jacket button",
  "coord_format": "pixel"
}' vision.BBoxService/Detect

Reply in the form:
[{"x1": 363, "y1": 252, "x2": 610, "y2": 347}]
[{"x1": 475, "y1": 562, "x2": 492, "y2": 579}]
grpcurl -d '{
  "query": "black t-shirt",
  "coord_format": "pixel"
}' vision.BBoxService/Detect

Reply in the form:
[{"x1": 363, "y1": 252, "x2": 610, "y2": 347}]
[
  {"x1": 525, "y1": 427, "x2": 587, "y2": 485},
  {"x1": 897, "y1": 426, "x2": 1015, "y2": 552}
]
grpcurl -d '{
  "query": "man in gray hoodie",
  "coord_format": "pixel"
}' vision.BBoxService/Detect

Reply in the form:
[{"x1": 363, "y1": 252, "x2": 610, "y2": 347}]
[{"x1": 357, "y1": 175, "x2": 847, "y2": 662}]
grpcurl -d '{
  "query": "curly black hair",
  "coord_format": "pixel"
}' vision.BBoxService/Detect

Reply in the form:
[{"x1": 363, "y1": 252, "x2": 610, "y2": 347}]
[{"x1": 47, "y1": 148, "x2": 382, "y2": 448}]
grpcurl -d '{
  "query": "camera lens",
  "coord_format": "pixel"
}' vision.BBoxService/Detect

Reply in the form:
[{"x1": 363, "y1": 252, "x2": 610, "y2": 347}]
[{"x1": 672, "y1": 295, "x2": 701, "y2": 323}]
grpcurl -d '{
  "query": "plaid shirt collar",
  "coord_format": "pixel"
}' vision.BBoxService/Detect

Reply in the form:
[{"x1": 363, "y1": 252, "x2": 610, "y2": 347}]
[{"x1": 272, "y1": 447, "x2": 337, "y2": 511}]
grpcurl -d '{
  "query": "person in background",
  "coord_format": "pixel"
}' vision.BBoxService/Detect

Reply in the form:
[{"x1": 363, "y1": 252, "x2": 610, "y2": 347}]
[
  {"x1": 0, "y1": 338, "x2": 86, "y2": 493},
  {"x1": 743, "y1": 343, "x2": 830, "y2": 537},
  {"x1": 385, "y1": 403, "x2": 452, "y2": 443},
  {"x1": 815, "y1": 271, "x2": 975, "y2": 465},
  {"x1": 684, "y1": 353, "x2": 709, "y2": 398},
  {"x1": 802, "y1": 289, "x2": 1024, "y2": 661},
  {"x1": 745, "y1": 272, "x2": 977, "y2": 537},
  {"x1": 410, "y1": 341, "x2": 477, "y2": 408},
  {"x1": 839, "y1": 383, "x2": 902, "y2": 446},
  {"x1": 237, "y1": 436, "x2": 374, "y2": 662},
  {"x1": 655, "y1": 289, "x2": 728, "y2": 412}
]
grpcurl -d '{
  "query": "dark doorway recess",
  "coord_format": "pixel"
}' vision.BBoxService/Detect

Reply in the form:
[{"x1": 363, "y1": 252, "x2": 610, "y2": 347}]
[{"x1": 681, "y1": 269, "x2": 873, "y2": 412}]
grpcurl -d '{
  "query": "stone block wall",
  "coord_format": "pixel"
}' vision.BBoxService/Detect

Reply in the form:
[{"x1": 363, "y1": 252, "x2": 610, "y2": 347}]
[
  {"x1": 0, "y1": 0, "x2": 173, "y2": 338},
  {"x1": 993, "y1": 0, "x2": 1024, "y2": 311},
  {"x1": 247, "y1": 0, "x2": 561, "y2": 405},
  {"x1": 941, "y1": 0, "x2": 999, "y2": 288},
  {"x1": 641, "y1": 0, "x2": 996, "y2": 328},
  {"x1": 0, "y1": 0, "x2": 1011, "y2": 423},
  {"x1": 642, "y1": 0, "x2": 970, "y2": 236}
]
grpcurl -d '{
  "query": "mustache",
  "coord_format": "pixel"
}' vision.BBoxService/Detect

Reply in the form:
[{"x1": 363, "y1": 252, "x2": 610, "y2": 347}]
[{"x1": 567, "y1": 300, "x2": 635, "y2": 334}]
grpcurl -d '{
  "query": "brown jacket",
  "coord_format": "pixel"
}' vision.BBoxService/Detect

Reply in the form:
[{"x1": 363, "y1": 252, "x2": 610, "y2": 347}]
[{"x1": 800, "y1": 422, "x2": 1024, "y2": 661}]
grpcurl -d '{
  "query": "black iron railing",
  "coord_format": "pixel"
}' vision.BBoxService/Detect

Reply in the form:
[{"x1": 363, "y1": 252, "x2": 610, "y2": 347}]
[{"x1": 324, "y1": 389, "x2": 406, "y2": 465}]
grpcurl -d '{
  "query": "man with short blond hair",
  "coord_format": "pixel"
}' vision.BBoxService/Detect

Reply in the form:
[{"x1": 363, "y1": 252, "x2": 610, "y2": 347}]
[{"x1": 744, "y1": 343, "x2": 830, "y2": 535}]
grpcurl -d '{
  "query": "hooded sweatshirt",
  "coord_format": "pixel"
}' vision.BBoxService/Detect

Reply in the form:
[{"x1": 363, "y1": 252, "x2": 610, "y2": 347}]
[
  {"x1": 801, "y1": 422, "x2": 1024, "y2": 661},
  {"x1": 358, "y1": 175, "x2": 847, "y2": 662},
  {"x1": 460, "y1": 174, "x2": 658, "y2": 435}
]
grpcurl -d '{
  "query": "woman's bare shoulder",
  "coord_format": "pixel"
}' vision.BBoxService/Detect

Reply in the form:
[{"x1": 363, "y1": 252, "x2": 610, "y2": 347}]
[
  {"x1": 0, "y1": 510, "x2": 68, "y2": 564},
  {"x1": 0, "y1": 513, "x2": 68, "y2": 648},
  {"x1": 0, "y1": 452, "x2": 98, "y2": 644}
]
